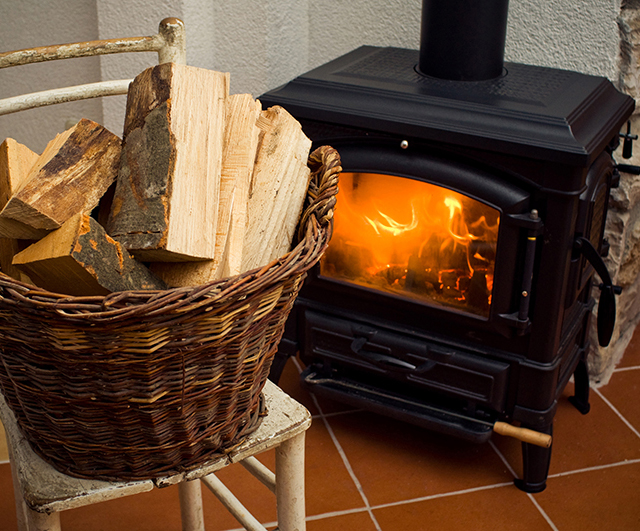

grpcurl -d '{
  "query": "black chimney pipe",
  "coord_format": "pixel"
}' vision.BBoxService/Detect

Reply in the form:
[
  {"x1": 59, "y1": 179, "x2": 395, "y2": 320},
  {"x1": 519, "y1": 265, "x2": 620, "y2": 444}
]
[{"x1": 418, "y1": 0, "x2": 509, "y2": 81}]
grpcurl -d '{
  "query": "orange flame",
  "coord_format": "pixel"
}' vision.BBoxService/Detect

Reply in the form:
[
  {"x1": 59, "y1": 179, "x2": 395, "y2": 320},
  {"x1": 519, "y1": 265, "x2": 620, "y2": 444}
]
[{"x1": 321, "y1": 172, "x2": 500, "y2": 317}]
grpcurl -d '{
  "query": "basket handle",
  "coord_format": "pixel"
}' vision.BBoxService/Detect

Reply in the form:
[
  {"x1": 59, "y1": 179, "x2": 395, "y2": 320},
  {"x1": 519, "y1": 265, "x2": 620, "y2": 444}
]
[{"x1": 296, "y1": 146, "x2": 341, "y2": 242}]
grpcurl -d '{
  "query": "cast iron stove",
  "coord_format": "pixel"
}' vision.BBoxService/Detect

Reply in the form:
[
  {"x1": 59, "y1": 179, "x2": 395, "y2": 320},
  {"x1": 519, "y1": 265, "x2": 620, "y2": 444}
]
[{"x1": 261, "y1": 0, "x2": 635, "y2": 492}]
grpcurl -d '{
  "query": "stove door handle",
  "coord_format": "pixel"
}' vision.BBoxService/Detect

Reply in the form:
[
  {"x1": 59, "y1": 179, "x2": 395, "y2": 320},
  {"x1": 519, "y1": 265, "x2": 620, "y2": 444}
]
[
  {"x1": 574, "y1": 236, "x2": 621, "y2": 347},
  {"x1": 350, "y1": 337, "x2": 426, "y2": 371}
]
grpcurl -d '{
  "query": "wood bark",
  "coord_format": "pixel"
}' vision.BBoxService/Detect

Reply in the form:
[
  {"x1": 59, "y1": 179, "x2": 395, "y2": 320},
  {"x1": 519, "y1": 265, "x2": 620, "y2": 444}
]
[
  {"x1": 12, "y1": 212, "x2": 166, "y2": 296},
  {"x1": 0, "y1": 119, "x2": 120, "y2": 237},
  {"x1": 107, "y1": 62, "x2": 229, "y2": 262}
]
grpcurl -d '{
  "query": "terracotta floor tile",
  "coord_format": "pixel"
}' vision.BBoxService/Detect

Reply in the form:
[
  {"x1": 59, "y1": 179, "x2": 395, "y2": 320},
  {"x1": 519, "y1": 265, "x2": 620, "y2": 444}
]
[
  {"x1": 0, "y1": 464, "x2": 18, "y2": 531},
  {"x1": 373, "y1": 484, "x2": 550, "y2": 531},
  {"x1": 618, "y1": 323, "x2": 640, "y2": 368},
  {"x1": 306, "y1": 510, "x2": 380, "y2": 531},
  {"x1": 0, "y1": 420, "x2": 8, "y2": 462},
  {"x1": 275, "y1": 357, "x2": 320, "y2": 415},
  {"x1": 533, "y1": 461, "x2": 640, "y2": 531},
  {"x1": 492, "y1": 382, "x2": 640, "y2": 479},
  {"x1": 61, "y1": 485, "x2": 183, "y2": 531},
  {"x1": 599, "y1": 368, "x2": 640, "y2": 432},
  {"x1": 204, "y1": 459, "x2": 279, "y2": 530},
  {"x1": 201, "y1": 418, "x2": 366, "y2": 526},
  {"x1": 277, "y1": 357, "x2": 363, "y2": 417},
  {"x1": 325, "y1": 410, "x2": 514, "y2": 506},
  {"x1": 298, "y1": 418, "x2": 367, "y2": 517}
]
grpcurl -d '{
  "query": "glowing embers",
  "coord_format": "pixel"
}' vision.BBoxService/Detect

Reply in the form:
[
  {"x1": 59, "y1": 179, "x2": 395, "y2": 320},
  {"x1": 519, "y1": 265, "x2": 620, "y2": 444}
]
[{"x1": 320, "y1": 172, "x2": 500, "y2": 317}]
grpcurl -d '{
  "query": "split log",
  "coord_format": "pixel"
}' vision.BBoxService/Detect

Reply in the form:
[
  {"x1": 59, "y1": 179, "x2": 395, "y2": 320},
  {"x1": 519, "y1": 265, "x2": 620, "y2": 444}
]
[
  {"x1": 12, "y1": 212, "x2": 166, "y2": 296},
  {"x1": 151, "y1": 93, "x2": 262, "y2": 286},
  {"x1": 0, "y1": 119, "x2": 121, "y2": 237},
  {"x1": 0, "y1": 138, "x2": 40, "y2": 282},
  {"x1": 0, "y1": 138, "x2": 46, "y2": 241},
  {"x1": 108, "y1": 62, "x2": 230, "y2": 262},
  {"x1": 240, "y1": 105, "x2": 311, "y2": 272}
]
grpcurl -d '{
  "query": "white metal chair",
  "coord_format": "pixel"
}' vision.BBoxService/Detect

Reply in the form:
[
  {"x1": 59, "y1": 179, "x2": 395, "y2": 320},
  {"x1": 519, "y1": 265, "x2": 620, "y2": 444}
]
[
  {"x1": 0, "y1": 19, "x2": 312, "y2": 531},
  {"x1": 1, "y1": 380, "x2": 311, "y2": 531},
  {"x1": 0, "y1": 17, "x2": 186, "y2": 116}
]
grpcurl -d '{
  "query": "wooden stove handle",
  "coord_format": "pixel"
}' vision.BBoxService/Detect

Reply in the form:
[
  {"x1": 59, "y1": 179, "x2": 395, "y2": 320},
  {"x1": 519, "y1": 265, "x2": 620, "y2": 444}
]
[{"x1": 493, "y1": 422, "x2": 552, "y2": 448}]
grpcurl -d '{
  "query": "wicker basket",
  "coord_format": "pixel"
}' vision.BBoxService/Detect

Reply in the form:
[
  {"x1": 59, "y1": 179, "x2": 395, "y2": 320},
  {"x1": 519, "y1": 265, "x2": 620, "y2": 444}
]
[{"x1": 0, "y1": 145, "x2": 340, "y2": 481}]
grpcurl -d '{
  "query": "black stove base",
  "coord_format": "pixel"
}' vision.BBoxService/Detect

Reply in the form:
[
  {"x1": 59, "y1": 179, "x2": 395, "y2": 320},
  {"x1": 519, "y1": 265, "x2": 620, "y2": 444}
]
[{"x1": 287, "y1": 364, "x2": 587, "y2": 494}]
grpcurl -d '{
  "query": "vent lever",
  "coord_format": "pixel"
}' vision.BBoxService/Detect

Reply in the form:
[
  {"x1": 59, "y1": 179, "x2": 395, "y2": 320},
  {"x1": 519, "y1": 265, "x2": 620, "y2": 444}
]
[
  {"x1": 573, "y1": 237, "x2": 621, "y2": 347},
  {"x1": 350, "y1": 337, "x2": 435, "y2": 372},
  {"x1": 619, "y1": 120, "x2": 637, "y2": 159}
]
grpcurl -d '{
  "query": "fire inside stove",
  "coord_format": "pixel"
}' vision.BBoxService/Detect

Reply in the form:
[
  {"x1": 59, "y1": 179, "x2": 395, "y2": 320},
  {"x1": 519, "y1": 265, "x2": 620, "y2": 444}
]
[{"x1": 320, "y1": 172, "x2": 500, "y2": 317}]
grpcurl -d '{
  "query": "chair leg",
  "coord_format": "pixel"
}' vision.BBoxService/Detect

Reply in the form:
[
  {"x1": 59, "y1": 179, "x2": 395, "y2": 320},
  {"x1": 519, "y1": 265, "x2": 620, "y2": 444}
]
[
  {"x1": 275, "y1": 432, "x2": 306, "y2": 531},
  {"x1": 23, "y1": 510, "x2": 61, "y2": 531},
  {"x1": 8, "y1": 438, "x2": 61, "y2": 531},
  {"x1": 178, "y1": 479, "x2": 205, "y2": 531}
]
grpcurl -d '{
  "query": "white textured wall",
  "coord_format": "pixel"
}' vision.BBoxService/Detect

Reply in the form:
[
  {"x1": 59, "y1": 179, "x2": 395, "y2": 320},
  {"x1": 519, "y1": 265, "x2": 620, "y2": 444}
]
[
  {"x1": 505, "y1": 0, "x2": 623, "y2": 80},
  {"x1": 0, "y1": 0, "x2": 103, "y2": 152},
  {"x1": 0, "y1": 0, "x2": 626, "y2": 152}
]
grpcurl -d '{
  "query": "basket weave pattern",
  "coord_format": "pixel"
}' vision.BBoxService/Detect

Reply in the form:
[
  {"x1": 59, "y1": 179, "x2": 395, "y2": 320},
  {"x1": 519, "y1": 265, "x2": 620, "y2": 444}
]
[{"x1": 0, "y1": 145, "x2": 340, "y2": 481}]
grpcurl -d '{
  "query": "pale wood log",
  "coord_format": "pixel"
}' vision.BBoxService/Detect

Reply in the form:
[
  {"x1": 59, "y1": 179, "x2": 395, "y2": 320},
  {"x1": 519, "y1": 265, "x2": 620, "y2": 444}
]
[
  {"x1": 0, "y1": 238, "x2": 32, "y2": 283},
  {"x1": 150, "y1": 93, "x2": 261, "y2": 286},
  {"x1": 218, "y1": 94, "x2": 262, "y2": 276},
  {"x1": 267, "y1": 142, "x2": 311, "y2": 263},
  {"x1": 108, "y1": 62, "x2": 229, "y2": 262},
  {"x1": 0, "y1": 119, "x2": 121, "y2": 237},
  {"x1": 12, "y1": 212, "x2": 166, "y2": 296},
  {"x1": 0, "y1": 139, "x2": 40, "y2": 282},
  {"x1": 0, "y1": 138, "x2": 47, "y2": 241},
  {"x1": 240, "y1": 106, "x2": 311, "y2": 273}
]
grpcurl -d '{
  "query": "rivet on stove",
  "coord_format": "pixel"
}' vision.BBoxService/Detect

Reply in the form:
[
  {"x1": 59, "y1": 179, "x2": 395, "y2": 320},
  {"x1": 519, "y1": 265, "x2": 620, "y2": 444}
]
[{"x1": 400, "y1": 140, "x2": 409, "y2": 149}]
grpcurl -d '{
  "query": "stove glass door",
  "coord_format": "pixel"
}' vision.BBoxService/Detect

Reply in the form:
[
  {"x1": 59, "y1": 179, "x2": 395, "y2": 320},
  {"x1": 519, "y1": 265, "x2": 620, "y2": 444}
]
[{"x1": 320, "y1": 172, "x2": 500, "y2": 318}]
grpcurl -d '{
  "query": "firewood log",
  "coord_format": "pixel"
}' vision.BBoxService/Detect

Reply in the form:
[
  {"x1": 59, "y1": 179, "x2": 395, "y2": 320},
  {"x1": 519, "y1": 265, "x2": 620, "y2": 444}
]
[
  {"x1": 107, "y1": 62, "x2": 230, "y2": 262},
  {"x1": 150, "y1": 93, "x2": 262, "y2": 286},
  {"x1": 12, "y1": 212, "x2": 166, "y2": 296},
  {"x1": 0, "y1": 138, "x2": 40, "y2": 282},
  {"x1": 0, "y1": 119, "x2": 120, "y2": 238},
  {"x1": 240, "y1": 105, "x2": 311, "y2": 272}
]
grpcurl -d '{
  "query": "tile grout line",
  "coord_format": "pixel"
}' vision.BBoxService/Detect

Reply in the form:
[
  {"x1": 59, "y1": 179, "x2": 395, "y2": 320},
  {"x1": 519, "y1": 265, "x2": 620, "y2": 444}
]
[
  {"x1": 311, "y1": 408, "x2": 362, "y2": 420},
  {"x1": 240, "y1": 457, "x2": 640, "y2": 531},
  {"x1": 612, "y1": 365, "x2": 640, "y2": 373},
  {"x1": 489, "y1": 440, "x2": 559, "y2": 531},
  {"x1": 593, "y1": 387, "x2": 640, "y2": 439},
  {"x1": 546, "y1": 457, "x2": 640, "y2": 478},
  {"x1": 309, "y1": 396, "x2": 383, "y2": 531},
  {"x1": 291, "y1": 357, "x2": 383, "y2": 531}
]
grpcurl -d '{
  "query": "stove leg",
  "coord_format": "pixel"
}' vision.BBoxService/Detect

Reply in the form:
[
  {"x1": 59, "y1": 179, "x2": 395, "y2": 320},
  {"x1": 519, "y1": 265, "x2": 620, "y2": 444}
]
[
  {"x1": 568, "y1": 357, "x2": 591, "y2": 414},
  {"x1": 514, "y1": 423, "x2": 553, "y2": 493}
]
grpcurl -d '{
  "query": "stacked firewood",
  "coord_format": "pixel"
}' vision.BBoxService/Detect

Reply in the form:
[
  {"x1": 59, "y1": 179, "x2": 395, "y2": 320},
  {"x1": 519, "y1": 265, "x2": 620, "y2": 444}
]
[{"x1": 0, "y1": 63, "x2": 312, "y2": 296}]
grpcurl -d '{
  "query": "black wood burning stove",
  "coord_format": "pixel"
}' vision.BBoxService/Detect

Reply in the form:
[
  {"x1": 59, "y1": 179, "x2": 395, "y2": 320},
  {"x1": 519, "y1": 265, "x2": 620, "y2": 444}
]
[{"x1": 261, "y1": 0, "x2": 635, "y2": 492}]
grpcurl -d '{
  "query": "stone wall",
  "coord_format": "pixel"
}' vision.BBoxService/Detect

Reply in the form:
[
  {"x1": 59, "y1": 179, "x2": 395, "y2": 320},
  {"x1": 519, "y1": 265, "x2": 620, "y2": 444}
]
[{"x1": 590, "y1": 0, "x2": 640, "y2": 384}]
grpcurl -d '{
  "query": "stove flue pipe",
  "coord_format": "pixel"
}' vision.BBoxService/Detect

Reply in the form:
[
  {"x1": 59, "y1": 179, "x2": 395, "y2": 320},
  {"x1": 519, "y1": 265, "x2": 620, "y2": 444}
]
[{"x1": 418, "y1": 0, "x2": 509, "y2": 81}]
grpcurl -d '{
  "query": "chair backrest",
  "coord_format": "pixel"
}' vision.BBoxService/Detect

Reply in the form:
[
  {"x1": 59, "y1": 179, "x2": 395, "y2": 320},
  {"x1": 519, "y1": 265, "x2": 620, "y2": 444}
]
[{"x1": 0, "y1": 17, "x2": 186, "y2": 117}]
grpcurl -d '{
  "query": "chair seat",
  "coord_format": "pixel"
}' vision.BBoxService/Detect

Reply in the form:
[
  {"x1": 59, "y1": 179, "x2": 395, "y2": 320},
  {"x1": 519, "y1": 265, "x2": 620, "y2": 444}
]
[{"x1": 1, "y1": 380, "x2": 311, "y2": 529}]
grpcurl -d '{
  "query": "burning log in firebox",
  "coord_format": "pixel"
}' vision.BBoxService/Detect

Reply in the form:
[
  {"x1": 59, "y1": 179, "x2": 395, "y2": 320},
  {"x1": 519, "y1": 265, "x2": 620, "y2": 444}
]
[{"x1": 320, "y1": 171, "x2": 499, "y2": 316}]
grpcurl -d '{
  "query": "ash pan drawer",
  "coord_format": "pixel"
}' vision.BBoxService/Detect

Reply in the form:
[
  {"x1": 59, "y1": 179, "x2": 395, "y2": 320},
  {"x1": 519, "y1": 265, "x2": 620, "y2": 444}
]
[{"x1": 303, "y1": 310, "x2": 511, "y2": 411}]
